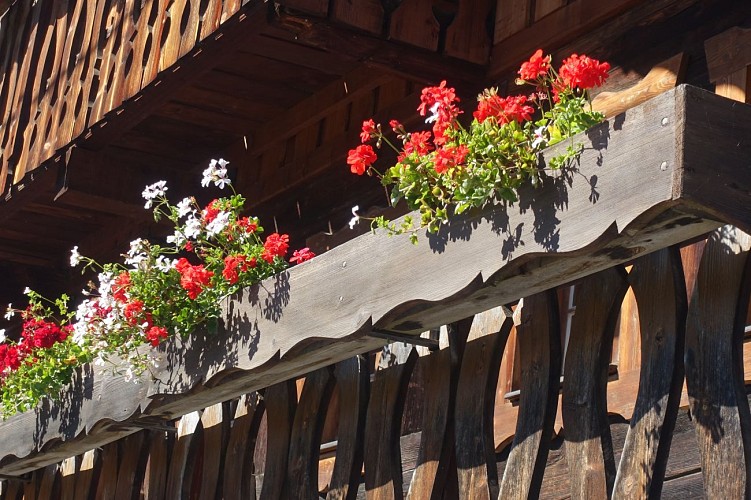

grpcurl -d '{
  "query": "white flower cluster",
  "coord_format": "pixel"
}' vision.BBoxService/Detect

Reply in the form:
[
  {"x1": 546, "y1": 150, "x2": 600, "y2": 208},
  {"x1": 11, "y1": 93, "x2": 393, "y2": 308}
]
[
  {"x1": 141, "y1": 180, "x2": 168, "y2": 209},
  {"x1": 202, "y1": 159, "x2": 231, "y2": 189}
]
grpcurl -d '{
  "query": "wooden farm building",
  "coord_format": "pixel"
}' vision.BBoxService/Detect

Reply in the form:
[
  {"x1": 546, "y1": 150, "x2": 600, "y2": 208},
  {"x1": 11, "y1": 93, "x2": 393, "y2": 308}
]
[{"x1": 0, "y1": 0, "x2": 751, "y2": 498}]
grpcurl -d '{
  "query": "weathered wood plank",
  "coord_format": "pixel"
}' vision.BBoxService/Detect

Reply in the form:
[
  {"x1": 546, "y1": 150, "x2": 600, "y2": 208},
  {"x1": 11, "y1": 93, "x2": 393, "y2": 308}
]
[
  {"x1": 444, "y1": 0, "x2": 493, "y2": 64},
  {"x1": 455, "y1": 312, "x2": 512, "y2": 499},
  {"x1": 562, "y1": 267, "x2": 629, "y2": 499},
  {"x1": 285, "y1": 367, "x2": 336, "y2": 499},
  {"x1": 612, "y1": 248, "x2": 686, "y2": 499},
  {"x1": 364, "y1": 345, "x2": 418, "y2": 500},
  {"x1": 198, "y1": 402, "x2": 230, "y2": 499},
  {"x1": 498, "y1": 291, "x2": 561, "y2": 499},
  {"x1": 164, "y1": 411, "x2": 201, "y2": 498},
  {"x1": 142, "y1": 430, "x2": 172, "y2": 500},
  {"x1": 327, "y1": 356, "x2": 370, "y2": 500},
  {"x1": 331, "y1": 0, "x2": 383, "y2": 35},
  {"x1": 113, "y1": 432, "x2": 147, "y2": 500},
  {"x1": 406, "y1": 318, "x2": 471, "y2": 499},
  {"x1": 592, "y1": 53, "x2": 686, "y2": 118},
  {"x1": 685, "y1": 226, "x2": 751, "y2": 498},
  {"x1": 388, "y1": 0, "x2": 439, "y2": 51},
  {"x1": 223, "y1": 393, "x2": 264, "y2": 500},
  {"x1": 259, "y1": 381, "x2": 297, "y2": 500}
]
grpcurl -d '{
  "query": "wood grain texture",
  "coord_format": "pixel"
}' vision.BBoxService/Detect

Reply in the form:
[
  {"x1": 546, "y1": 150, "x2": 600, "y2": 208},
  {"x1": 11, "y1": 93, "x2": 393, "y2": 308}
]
[
  {"x1": 407, "y1": 318, "x2": 471, "y2": 499},
  {"x1": 331, "y1": 0, "x2": 383, "y2": 34},
  {"x1": 164, "y1": 411, "x2": 201, "y2": 498},
  {"x1": 388, "y1": 0, "x2": 439, "y2": 51},
  {"x1": 198, "y1": 402, "x2": 230, "y2": 499},
  {"x1": 2, "y1": 86, "x2": 751, "y2": 475},
  {"x1": 612, "y1": 248, "x2": 687, "y2": 499},
  {"x1": 498, "y1": 291, "x2": 561, "y2": 499},
  {"x1": 685, "y1": 226, "x2": 751, "y2": 499},
  {"x1": 364, "y1": 345, "x2": 417, "y2": 500},
  {"x1": 562, "y1": 267, "x2": 629, "y2": 499},
  {"x1": 223, "y1": 393, "x2": 264, "y2": 500},
  {"x1": 285, "y1": 367, "x2": 336, "y2": 499},
  {"x1": 444, "y1": 0, "x2": 493, "y2": 64},
  {"x1": 455, "y1": 312, "x2": 512, "y2": 499},
  {"x1": 592, "y1": 53, "x2": 686, "y2": 118},
  {"x1": 704, "y1": 26, "x2": 751, "y2": 84},
  {"x1": 259, "y1": 381, "x2": 297, "y2": 500},
  {"x1": 327, "y1": 356, "x2": 370, "y2": 500}
]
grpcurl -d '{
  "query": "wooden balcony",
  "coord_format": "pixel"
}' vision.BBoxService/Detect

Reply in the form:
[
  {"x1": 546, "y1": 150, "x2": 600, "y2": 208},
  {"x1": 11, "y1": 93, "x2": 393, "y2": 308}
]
[{"x1": 0, "y1": 85, "x2": 749, "y2": 484}]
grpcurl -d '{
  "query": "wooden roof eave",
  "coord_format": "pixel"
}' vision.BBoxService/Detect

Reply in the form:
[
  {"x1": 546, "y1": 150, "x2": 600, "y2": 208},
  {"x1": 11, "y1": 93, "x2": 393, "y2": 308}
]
[{"x1": 0, "y1": 85, "x2": 749, "y2": 476}]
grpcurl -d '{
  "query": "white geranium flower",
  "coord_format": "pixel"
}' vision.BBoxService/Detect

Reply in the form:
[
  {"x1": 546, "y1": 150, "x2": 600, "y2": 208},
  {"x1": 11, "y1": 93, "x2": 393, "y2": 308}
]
[
  {"x1": 206, "y1": 211, "x2": 230, "y2": 237},
  {"x1": 4, "y1": 304, "x2": 13, "y2": 320},
  {"x1": 23, "y1": 287, "x2": 31, "y2": 295},
  {"x1": 201, "y1": 159, "x2": 232, "y2": 189},
  {"x1": 155, "y1": 255, "x2": 175, "y2": 272},
  {"x1": 176, "y1": 197, "x2": 194, "y2": 218},
  {"x1": 184, "y1": 215, "x2": 202, "y2": 239},
  {"x1": 532, "y1": 126, "x2": 547, "y2": 149},
  {"x1": 142, "y1": 180, "x2": 168, "y2": 208},
  {"x1": 166, "y1": 230, "x2": 186, "y2": 247},
  {"x1": 0, "y1": 329, "x2": 6, "y2": 343},
  {"x1": 70, "y1": 246, "x2": 82, "y2": 267},
  {"x1": 349, "y1": 205, "x2": 360, "y2": 229}
]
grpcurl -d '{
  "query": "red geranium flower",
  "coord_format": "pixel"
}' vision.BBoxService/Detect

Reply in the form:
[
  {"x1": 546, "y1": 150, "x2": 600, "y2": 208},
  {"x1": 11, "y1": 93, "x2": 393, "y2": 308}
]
[
  {"x1": 290, "y1": 248, "x2": 315, "y2": 264},
  {"x1": 474, "y1": 93, "x2": 534, "y2": 125},
  {"x1": 558, "y1": 54, "x2": 610, "y2": 90},
  {"x1": 360, "y1": 119, "x2": 376, "y2": 143},
  {"x1": 145, "y1": 326, "x2": 168, "y2": 347},
  {"x1": 399, "y1": 131, "x2": 433, "y2": 161},
  {"x1": 347, "y1": 144, "x2": 377, "y2": 175},
  {"x1": 203, "y1": 199, "x2": 221, "y2": 223},
  {"x1": 222, "y1": 255, "x2": 250, "y2": 284},
  {"x1": 176, "y1": 258, "x2": 214, "y2": 299},
  {"x1": 434, "y1": 145, "x2": 469, "y2": 174},
  {"x1": 0, "y1": 344, "x2": 20, "y2": 373},
  {"x1": 124, "y1": 300, "x2": 145, "y2": 326},
  {"x1": 518, "y1": 49, "x2": 551, "y2": 81},
  {"x1": 112, "y1": 272, "x2": 131, "y2": 303},
  {"x1": 262, "y1": 233, "x2": 289, "y2": 263}
]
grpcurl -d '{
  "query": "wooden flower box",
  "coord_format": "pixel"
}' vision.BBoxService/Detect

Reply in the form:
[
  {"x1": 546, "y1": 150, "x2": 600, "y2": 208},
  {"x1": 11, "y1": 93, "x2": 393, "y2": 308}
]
[{"x1": 1, "y1": 84, "x2": 749, "y2": 476}]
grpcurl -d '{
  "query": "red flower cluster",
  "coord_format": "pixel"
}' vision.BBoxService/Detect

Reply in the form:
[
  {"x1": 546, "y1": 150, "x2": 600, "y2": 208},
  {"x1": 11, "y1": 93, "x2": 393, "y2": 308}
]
[
  {"x1": 124, "y1": 299, "x2": 153, "y2": 327},
  {"x1": 518, "y1": 49, "x2": 551, "y2": 81},
  {"x1": 145, "y1": 326, "x2": 168, "y2": 347},
  {"x1": 262, "y1": 233, "x2": 289, "y2": 263},
  {"x1": 290, "y1": 247, "x2": 315, "y2": 264},
  {"x1": 360, "y1": 119, "x2": 376, "y2": 143},
  {"x1": 0, "y1": 344, "x2": 20, "y2": 374},
  {"x1": 222, "y1": 255, "x2": 255, "y2": 284},
  {"x1": 347, "y1": 144, "x2": 377, "y2": 175},
  {"x1": 113, "y1": 272, "x2": 131, "y2": 303},
  {"x1": 22, "y1": 318, "x2": 69, "y2": 350},
  {"x1": 203, "y1": 199, "x2": 221, "y2": 223},
  {"x1": 235, "y1": 217, "x2": 257, "y2": 234},
  {"x1": 474, "y1": 93, "x2": 534, "y2": 125},
  {"x1": 176, "y1": 258, "x2": 214, "y2": 299},
  {"x1": 418, "y1": 80, "x2": 462, "y2": 145},
  {"x1": 399, "y1": 131, "x2": 433, "y2": 161},
  {"x1": 559, "y1": 54, "x2": 610, "y2": 90},
  {"x1": 434, "y1": 145, "x2": 469, "y2": 174}
]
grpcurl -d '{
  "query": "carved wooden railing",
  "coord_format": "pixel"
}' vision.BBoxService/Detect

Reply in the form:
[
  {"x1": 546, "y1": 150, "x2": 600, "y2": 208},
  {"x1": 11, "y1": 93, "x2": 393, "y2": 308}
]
[{"x1": 0, "y1": 85, "x2": 748, "y2": 487}]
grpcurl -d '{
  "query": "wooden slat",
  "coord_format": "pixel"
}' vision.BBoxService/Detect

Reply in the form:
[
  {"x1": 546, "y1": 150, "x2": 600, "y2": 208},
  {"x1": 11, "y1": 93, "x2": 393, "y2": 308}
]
[
  {"x1": 164, "y1": 411, "x2": 202, "y2": 498},
  {"x1": 388, "y1": 0, "x2": 439, "y2": 51},
  {"x1": 612, "y1": 248, "x2": 687, "y2": 498},
  {"x1": 444, "y1": 0, "x2": 493, "y2": 64},
  {"x1": 407, "y1": 318, "x2": 472, "y2": 499},
  {"x1": 592, "y1": 53, "x2": 686, "y2": 118},
  {"x1": 326, "y1": 356, "x2": 369, "y2": 500},
  {"x1": 72, "y1": 450, "x2": 99, "y2": 500},
  {"x1": 331, "y1": 0, "x2": 383, "y2": 35},
  {"x1": 259, "y1": 381, "x2": 297, "y2": 500},
  {"x1": 223, "y1": 393, "x2": 264, "y2": 500},
  {"x1": 285, "y1": 367, "x2": 336, "y2": 498},
  {"x1": 455, "y1": 312, "x2": 513, "y2": 499},
  {"x1": 58, "y1": 457, "x2": 76, "y2": 500},
  {"x1": 94, "y1": 443, "x2": 118, "y2": 500},
  {"x1": 685, "y1": 226, "x2": 751, "y2": 498},
  {"x1": 198, "y1": 402, "x2": 230, "y2": 499},
  {"x1": 498, "y1": 291, "x2": 561, "y2": 499},
  {"x1": 562, "y1": 267, "x2": 629, "y2": 499},
  {"x1": 35, "y1": 464, "x2": 58, "y2": 500},
  {"x1": 142, "y1": 430, "x2": 172, "y2": 500},
  {"x1": 365, "y1": 344, "x2": 418, "y2": 500},
  {"x1": 114, "y1": 432, "x2": 147, "y2": 500},
  {"x1": 534, "y1": 0, "x2": 565, "y2": 20},
  {"x1": 705, "y1": 26, "x2": 751, "y2": 85},
  {"x1": 178, "y1": 0, "x2": 202, "y2": 59},
  {"x1": 276, "y1": 0, "x2": 329, "y2": 16}
]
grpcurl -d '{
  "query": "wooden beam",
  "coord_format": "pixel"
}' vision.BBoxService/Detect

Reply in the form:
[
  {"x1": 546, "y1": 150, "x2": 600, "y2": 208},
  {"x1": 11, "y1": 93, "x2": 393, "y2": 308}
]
[{"x1": 2, "y1": 86, "x2": 751, "y2": 475}]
